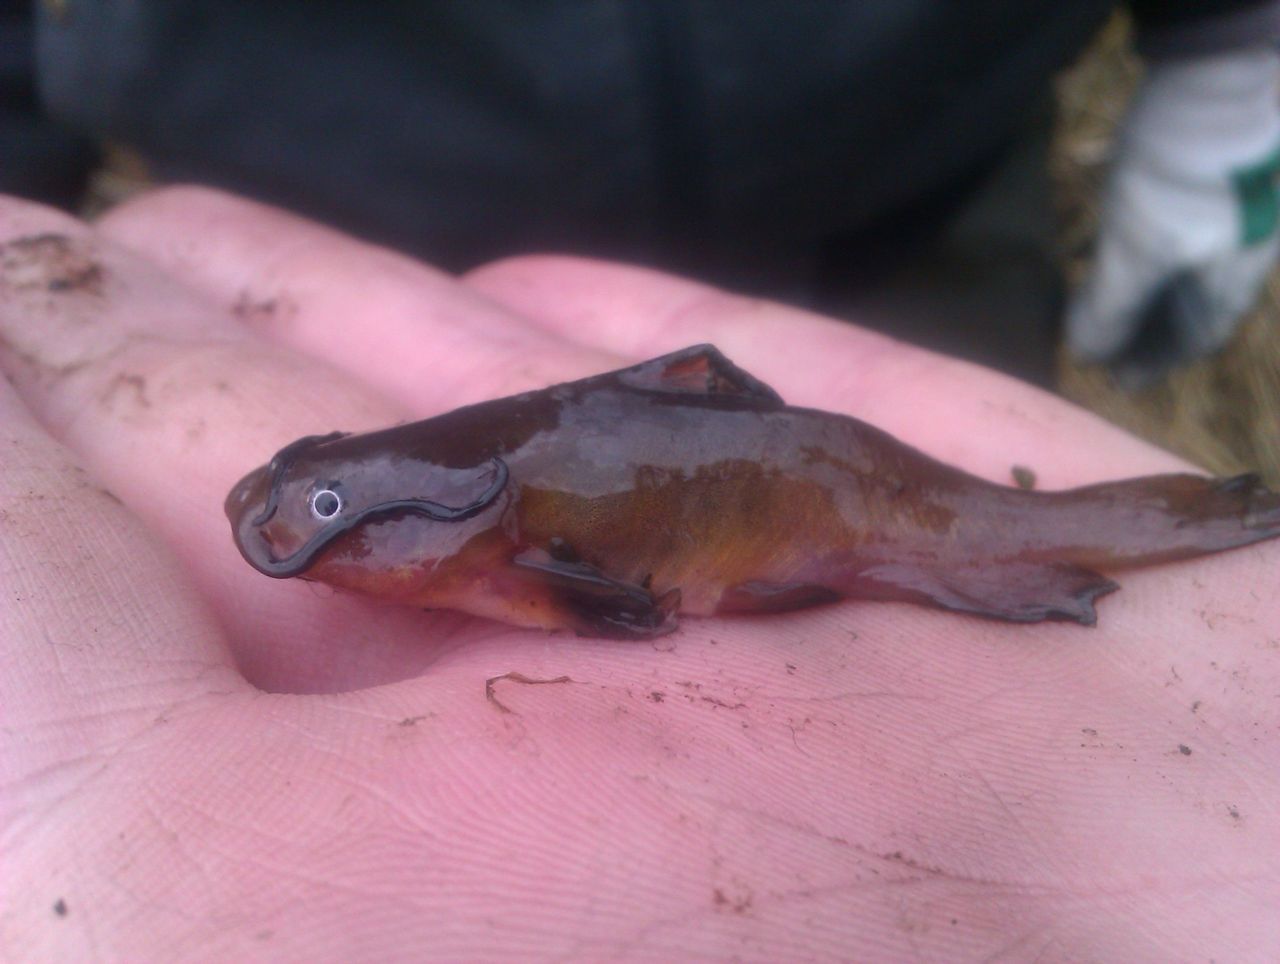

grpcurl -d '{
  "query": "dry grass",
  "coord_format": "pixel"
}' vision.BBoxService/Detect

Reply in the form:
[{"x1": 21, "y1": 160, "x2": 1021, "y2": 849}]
[{"x1": 1053, "y1": 14, "x2": 1280, "y2": 485}]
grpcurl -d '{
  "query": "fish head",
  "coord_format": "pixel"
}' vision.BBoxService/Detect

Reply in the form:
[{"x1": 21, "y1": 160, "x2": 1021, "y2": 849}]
[{"x1": 226, "y1": 429, "x2": 510, "y2": 594}]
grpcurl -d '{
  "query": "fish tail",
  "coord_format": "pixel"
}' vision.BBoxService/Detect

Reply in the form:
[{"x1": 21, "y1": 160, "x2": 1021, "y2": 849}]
[{"x1": 1046, "y1": 472, "x2": 1280, "y2": 570}]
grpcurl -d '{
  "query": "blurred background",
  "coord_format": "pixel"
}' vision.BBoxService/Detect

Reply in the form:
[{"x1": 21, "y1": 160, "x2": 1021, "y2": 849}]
[
  {"x1": 1054, "y1": 16, "x2": 1280, "y2": 486},
  {"x1": 4, "y1": 4, "x2": 1278, "y2": 483}
]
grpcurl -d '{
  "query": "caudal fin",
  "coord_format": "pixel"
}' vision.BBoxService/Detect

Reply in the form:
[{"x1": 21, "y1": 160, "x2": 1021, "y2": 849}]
[{"x1": 1051, "y1": 472, "x2": 1280, "y2": 570}]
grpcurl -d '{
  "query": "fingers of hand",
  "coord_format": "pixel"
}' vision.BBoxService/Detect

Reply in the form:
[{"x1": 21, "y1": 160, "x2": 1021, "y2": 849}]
[
  {"x1": 98, "y1": 186, "x2": 622, "y2": 410},
  {"x1": 100, "y1": 190, "x2": 1184, "y2": 484},
  {"x1": 0, "y1": 381, "x2": 242, "y2": 772}
]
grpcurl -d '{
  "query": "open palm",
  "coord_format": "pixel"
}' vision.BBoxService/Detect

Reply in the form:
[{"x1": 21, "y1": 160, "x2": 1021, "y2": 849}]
[{"x1": 3, "y1": 187, "x2": 1277, "y2": 960}]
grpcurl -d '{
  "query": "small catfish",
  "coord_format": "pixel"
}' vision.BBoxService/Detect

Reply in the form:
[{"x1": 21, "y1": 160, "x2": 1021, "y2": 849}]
[{"x1": 226, "y1": 345, "x2": 1280, "y2": 638}]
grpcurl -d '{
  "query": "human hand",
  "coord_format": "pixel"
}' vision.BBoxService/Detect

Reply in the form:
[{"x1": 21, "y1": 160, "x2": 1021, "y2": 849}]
[
  {"x1": 1066, "y1": 47, "x2": 1280, "y2": 384},
  {"x1": 4, "y1": 187, "x2": 1277, "y2": 959}
]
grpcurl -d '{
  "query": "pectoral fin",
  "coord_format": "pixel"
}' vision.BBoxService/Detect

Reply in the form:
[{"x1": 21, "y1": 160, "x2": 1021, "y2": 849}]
[
  {"x1": 512, "y1": 549, "x2": 681, "y2": 639},
  {"x1": 850, "y1": 560, "x2": 1120, "y2": 626},
  {"x1": 615, "y1": 345, "x2": 784, "y2": 407}
]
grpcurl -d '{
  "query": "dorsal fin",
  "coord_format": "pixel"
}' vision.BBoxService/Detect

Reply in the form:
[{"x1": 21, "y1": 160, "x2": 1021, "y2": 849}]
[{"x1": 615, "y1": 345, "x2": 784, "y2": 406}]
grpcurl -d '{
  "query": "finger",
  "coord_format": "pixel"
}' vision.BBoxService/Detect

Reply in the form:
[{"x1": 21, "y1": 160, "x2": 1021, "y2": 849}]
[
  {"x1": 97, "y1": 186, "x2": 621, "y2": 411},
  {"x1": 101, "y1": 190, "x2": 1178, "y2": 485},
  {"x1": 466, "y1": 254, "x2": 1189, "y2": 485},
  {"x1": 0, "y1": 195, "x2": 503, "y2": 693},
  {"x1": 0, "y1": 378, "x2": 244, "y2": 777}
]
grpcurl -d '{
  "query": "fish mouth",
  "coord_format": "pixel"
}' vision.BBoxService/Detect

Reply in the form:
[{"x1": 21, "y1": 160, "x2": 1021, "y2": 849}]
[
  {"x1": 225, "y1": 471, "x2": 324, "y2": 579},
  {"x1": 225, "y1": 464, "x2": 287, "y2": 576},
  {"x1": 225, "y1": 463, "x2": 328, "y2": 579},
  {"x1": 225, "y1": 464, "x2": 270, "y2": 529}
]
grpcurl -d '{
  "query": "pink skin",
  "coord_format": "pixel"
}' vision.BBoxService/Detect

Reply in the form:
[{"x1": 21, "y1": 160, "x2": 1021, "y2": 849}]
[{"x1": 2, "y1": 186, "x2": 1278, "y2": 960}]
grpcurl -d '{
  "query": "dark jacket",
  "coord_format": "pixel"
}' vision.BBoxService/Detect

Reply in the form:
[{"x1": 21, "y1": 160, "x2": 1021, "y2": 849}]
[{"x1": 11, "y1": 1, "x2": 1280, "y2": 283}]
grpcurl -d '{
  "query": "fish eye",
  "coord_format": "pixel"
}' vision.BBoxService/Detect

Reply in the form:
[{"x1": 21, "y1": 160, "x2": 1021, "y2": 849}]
[{"x1": 309, "y1": 484, "x2": 343, "y2": 521}]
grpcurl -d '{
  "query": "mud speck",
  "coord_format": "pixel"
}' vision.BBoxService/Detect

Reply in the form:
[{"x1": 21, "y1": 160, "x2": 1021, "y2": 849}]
[
  {"x1": 52, "y1": 898, "x2": 68, "y2": 918},
  {"x1": 1011, "y1": 465, "x2": 1037, "y2": 490},
  {"x1": 0, "y1": 233, "x2": 104, "y2": 296},
  {"x1": 713, "y1": 887, "x2": 753, "y2": 914},
  {"x1": 881, "y1": 849, "x2": 949, "y2": 876},
  {"x1": 647, "y1": 691, "x2": 665, "y2": 703},
  {"x1": 98, "y1": 372, "x2": 150, "y2": 410},
  {"x1": 233, "y1": 290, "x2": 297, "y2": 325},
  {"x1": 1177, "y1": 744, "x2": 1192, "y2": 755},
  {"x1": 485, "y1": 672, "x2": 572, "y2": 714},
  {"x1": 700, "y1": 695, "x2": 746, "y2": 711}
]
